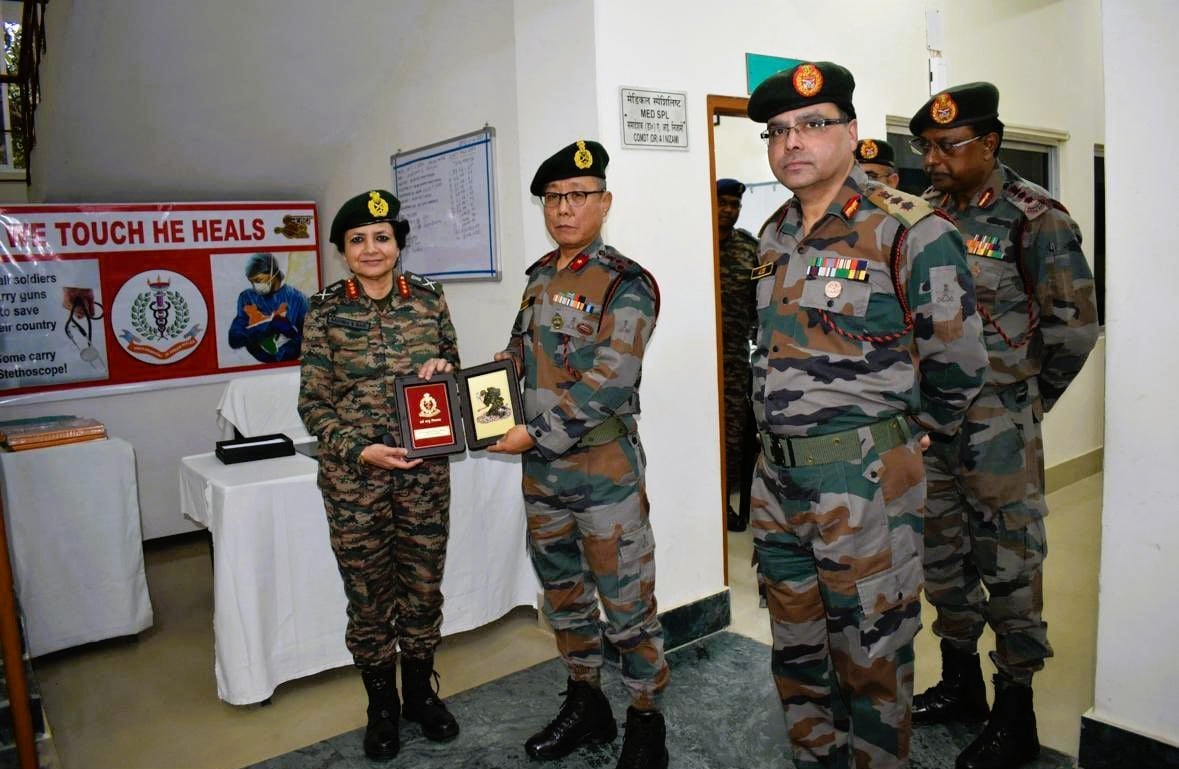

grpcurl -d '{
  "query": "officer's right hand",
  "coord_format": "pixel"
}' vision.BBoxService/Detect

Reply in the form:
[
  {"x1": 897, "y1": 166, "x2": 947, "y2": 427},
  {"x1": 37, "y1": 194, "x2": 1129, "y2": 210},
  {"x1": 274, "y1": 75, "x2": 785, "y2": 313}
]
[{"x1": 359, "y1": 443, "x2": 423, "y2": 470}]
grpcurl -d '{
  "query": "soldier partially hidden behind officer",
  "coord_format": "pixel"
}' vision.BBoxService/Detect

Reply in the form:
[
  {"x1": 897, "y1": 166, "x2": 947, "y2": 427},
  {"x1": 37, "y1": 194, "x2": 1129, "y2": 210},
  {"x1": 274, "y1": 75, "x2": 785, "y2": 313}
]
[
  {"x1": 746, "y1": 61, "x2": 988, "y2": 769},
  {"x1": 489, "y1": 139, "x2": 669, "y2": 769},
  {"x1": 715, "y1": 177, "x2": 760, "y2": 531},
  {"x1": 298, "y1": 189, "x2": 461, "y2": 761},
  {"x1": 908, "y1": 82, "x2": 1099, "y2": 769},
  {"x1": 855, "y1": 138, "x2": 900, "y2": 189}
]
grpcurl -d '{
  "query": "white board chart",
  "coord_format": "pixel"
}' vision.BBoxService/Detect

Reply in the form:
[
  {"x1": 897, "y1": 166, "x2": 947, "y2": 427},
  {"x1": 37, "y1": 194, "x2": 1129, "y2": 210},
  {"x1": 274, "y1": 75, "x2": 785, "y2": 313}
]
[{"x1": 392, "y1": 127, "x2": 498, "y2": 281}]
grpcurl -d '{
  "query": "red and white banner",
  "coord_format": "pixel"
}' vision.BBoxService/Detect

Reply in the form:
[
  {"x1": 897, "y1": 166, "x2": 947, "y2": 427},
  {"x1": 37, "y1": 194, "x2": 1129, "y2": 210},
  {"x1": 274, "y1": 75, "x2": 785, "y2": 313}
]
[{"x1": 0, "y1": 201, "x2": 320, "y2": 403}]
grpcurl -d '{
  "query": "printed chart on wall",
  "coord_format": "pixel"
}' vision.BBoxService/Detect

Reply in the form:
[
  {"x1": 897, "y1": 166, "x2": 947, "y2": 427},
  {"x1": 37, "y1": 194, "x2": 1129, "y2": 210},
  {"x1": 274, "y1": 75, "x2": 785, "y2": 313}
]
[
  {"x1": 0, "y1": 202, "x2": 320, "y2": 404},
  {"x1": 392, "y1": 126, "x2": 498, "y2": 281}
]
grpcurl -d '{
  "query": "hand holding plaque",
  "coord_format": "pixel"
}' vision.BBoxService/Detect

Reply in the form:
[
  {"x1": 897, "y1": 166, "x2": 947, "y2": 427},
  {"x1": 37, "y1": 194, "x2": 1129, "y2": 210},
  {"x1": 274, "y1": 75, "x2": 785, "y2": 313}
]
[
  {"x1": 393, "y1": 373, "x2": 467, "y2": 458},
  {"x1": 457, "y1": 359, "x2": 524, "y2": 450}
]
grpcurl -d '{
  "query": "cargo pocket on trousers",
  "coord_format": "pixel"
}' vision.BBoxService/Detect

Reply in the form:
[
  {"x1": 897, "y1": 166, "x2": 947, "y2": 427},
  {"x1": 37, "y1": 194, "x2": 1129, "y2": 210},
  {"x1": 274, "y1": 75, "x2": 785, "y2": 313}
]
[
  {"x1": 616, "y1": 523, "x2": 655, "y2": 605},
  {"x1": 856, "y1": 553, "x2": 924, "y2": 659}
]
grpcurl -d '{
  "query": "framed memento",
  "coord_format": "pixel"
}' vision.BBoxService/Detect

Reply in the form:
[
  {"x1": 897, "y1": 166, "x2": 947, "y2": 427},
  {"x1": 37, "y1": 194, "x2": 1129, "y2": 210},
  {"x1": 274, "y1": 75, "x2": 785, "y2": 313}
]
[
  {"x1": 457, "y1": 359, "x2": 524, "y2": 450},
  {"x1": 393, "y1": 373, "x2": 467, "y2": 458}
]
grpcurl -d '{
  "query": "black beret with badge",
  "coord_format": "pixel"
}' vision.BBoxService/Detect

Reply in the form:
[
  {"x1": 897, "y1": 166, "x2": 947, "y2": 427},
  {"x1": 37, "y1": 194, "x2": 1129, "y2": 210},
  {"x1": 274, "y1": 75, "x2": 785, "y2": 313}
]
[
  {"x1": 530, "y1": 139, "x2": 609, "y2": 196},
  {"x1": 716, "y1": 178, "x2": 746, "y2": 197},
  {"x1": 329, "y1": 189, "x2": 403, "y2": 251},
  {"x1": 747, "y1": 61, "x2": 856, "y2": 123},
  {"x1": 909, "y1": 81, "x2": 1003, "y2": 135},
  {"x1": 855, "y1": 139, "x2": 895, "y2": 167}
]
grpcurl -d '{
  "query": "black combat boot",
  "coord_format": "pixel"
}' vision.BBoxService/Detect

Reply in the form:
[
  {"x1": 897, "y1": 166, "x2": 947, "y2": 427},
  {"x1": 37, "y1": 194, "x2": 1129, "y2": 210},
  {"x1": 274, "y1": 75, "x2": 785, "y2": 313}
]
[
  {"x1": 913, "y1": 639, "x2": 990, "y2": 724},
  {"x1": 400, "y1": 655, "x2": 460, "y2": 742},
  {"x1": 616, "y1": 706, "x2": 668, "y2": 769},
  {"x1": 955, "y1": 675, "x2": 1040, "y2": 769},
  {"x1": 525, "y1": 678, "x2": 617, "y2": 760},
  {"x1": 359, "y1": 666, "x2": 400, "y2": 761}
]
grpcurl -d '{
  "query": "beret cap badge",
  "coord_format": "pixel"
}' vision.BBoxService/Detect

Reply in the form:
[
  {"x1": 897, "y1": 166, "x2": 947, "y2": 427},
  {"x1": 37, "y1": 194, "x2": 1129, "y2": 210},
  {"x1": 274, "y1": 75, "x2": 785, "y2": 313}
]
[
  {"x1": 931, "y1": 93, "x2": 958, "y2": 125},
  {"x1": 792, "y1": 64, "x2": 824, "y2": 97},
  {"x1": 860, "y1": 139, "x2": 879, "y2": 159},
  {"x1": 573, "y1": 140, "x2": 594, "y2": 170},
  {"x1": 367, "y1": 191, "x2": 390, "y2": 217}
]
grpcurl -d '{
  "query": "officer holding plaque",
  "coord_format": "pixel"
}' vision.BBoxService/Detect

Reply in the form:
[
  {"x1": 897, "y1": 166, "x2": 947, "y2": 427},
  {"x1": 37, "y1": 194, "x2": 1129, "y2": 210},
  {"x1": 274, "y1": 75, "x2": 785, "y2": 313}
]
[
  {"x1": 490, "y1": 140, "x2": 669, "y2": 769},
  {"x1": 298, "y1": 189, "x2": 460, "y2": 761}
]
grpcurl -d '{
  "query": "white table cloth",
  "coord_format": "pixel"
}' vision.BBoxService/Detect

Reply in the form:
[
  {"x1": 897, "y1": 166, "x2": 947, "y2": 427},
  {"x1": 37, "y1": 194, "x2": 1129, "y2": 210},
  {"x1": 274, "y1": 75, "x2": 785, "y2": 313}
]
[
  {"x1": 0, "y1": 438, "x2": 154, "y2": 657},
  {"x1": 216, "y1": 369, "x2": 312, "y2": 440},
  {"x1": 179, "y1": 450, "x2": 537, "y2": 705}
]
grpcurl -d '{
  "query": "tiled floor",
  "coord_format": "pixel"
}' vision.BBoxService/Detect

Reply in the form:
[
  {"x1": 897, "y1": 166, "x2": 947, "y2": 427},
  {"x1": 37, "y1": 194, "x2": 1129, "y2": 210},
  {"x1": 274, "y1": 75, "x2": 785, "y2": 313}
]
[{"x1": 31, "y1": 473, "x2": 1101, "y2": 769}]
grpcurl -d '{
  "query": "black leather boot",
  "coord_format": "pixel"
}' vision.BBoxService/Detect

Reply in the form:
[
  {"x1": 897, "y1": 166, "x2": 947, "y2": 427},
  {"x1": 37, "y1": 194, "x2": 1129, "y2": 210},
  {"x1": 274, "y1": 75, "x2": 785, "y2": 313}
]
[
  {"x1": 525, "y1": 678, "x2": 617, "y2": 760},
  {"x1": 913, "y1": 639, "x2": 990, "y2": 724},
  {"x1": 400, "y1": 655, "x2": 459, "y2": 742},
  {"x1": 616, "y1": 707, "x2": 668, "y2": 769},
  {"x1": 955, "y1": 675, "x2": 1040, "y2": 769},
  {"x1": 359, "y1": 666, "x2": 400, "y2": 761}
]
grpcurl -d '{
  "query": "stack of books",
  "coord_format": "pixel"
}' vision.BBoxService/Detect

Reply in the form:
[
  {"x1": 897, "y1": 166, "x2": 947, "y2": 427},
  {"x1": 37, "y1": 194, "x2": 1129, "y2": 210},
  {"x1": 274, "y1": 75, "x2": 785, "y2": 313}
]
[{"x1": 0, "y1": 416, "x2": 108, "y2": 451}]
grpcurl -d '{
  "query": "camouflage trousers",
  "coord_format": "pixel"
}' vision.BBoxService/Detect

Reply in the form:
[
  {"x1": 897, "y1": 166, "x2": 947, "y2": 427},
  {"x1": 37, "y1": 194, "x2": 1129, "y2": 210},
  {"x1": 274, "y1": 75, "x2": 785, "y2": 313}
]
[
  {"x1": 922, "y1": 381, "x2": 1051, "y2": 686},
  {"x1": 752, "y1": 430, "x2": 926, "y2": 769},
  {"x1": 722, "y1": 353, "x2": 754, "y2": 493},
  {"x1": 522, "y1": 434, "x2": 669, "y2": 710},
  {"x1": 319, "y1": 454, "x2": 450, "y2": 668}
]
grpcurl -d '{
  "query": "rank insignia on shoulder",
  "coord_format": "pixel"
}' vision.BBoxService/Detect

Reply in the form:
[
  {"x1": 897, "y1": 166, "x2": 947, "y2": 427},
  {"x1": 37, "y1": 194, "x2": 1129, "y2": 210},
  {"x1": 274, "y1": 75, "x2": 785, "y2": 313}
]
[
  {"x1": 751, "y1": 261, "x2": 775, "y2": 280},
  {"x1": 520, "y1": 296, "x2": 535, "y2": 311},
  {"x1": 404, "y1": 271, "x2": 441, "y2": 295},
  {"x1": 345, "y1": 278, "x2": 360, "y2": 300},
  {"x1": 397, "y1": 274, "x2": 411, "y2": 298}
]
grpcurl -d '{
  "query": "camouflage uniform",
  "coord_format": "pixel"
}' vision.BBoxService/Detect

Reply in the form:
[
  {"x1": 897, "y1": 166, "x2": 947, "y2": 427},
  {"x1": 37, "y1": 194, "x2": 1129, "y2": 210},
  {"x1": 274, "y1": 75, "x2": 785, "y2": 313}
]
[
  {"x1": 719, "y1": 227, "x2": 760, "y2": 495},
  {"x1": 298, "y1": 272, "x2": 460, "y2": 667},
  {"x1": 751, "y1": 166, "x2": 987, "y2": 769},
  {"x1": 921, "y1": 163, "x2": 1099, "y2": 685},
  {"x1": 502, "y1": 237, "x2": 669, "y2": 710}
]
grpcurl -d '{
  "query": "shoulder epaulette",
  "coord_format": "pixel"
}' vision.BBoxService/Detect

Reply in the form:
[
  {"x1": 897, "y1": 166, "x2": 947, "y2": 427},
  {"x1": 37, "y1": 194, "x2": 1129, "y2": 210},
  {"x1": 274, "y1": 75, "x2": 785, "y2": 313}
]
[
  {"x1": 759, "y1": 199, "x2": 794, "y2": 238},
  {"x1": 599, "y1": 246, "x2": 660, "y2": 317},
  {"x1": 402, "y1": 270, "x2": 442, "y2": 296},
  {"x1": 525, "y1": 250, "x2": 558, "y2": 275},
  {"x1": 1003, "y1": 177, "x2": 1067, "y2": 221},
  {"x1": 310, "y1": 279, "x2": 348, "y2": 307},
  {"x1": 865, "y1": 184, "x2": 937, "y2": 229}
]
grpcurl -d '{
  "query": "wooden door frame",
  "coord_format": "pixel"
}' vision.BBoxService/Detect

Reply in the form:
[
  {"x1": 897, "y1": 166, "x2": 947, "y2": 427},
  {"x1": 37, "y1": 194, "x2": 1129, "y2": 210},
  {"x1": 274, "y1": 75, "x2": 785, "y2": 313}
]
[{"x1": 707, "y1": 94, "x2": 749, "y2": 586}]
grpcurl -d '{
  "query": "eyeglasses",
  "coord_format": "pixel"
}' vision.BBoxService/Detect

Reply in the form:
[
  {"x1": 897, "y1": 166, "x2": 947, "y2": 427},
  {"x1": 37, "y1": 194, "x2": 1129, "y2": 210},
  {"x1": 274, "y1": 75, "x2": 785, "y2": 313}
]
[
  {"x1": 908, "y1": 135, "x2": 983, "y2": 156},
  {"x1": 759, "y1": 117, "x2": 852, "y2": 145},
  {"x1": 540, "y1": 189, "x2": 606, "y2": 208},
  {"x1": 863, "y1": 169, "x2": 894, "y2": 181}
]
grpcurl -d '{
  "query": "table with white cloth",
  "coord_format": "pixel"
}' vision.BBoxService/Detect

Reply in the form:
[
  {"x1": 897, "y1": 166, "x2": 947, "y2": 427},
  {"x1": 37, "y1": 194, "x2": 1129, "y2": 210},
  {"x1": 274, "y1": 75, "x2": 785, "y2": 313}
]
[
  {"x1": 216, "y1": 370, "x2": 312, "y2": 440},
  {"x1": 0, "y1": 437, "x2": 154, "y2": 657},
  {"x1": 179, "y1": 449, "x2": 538, "y2": 705}
]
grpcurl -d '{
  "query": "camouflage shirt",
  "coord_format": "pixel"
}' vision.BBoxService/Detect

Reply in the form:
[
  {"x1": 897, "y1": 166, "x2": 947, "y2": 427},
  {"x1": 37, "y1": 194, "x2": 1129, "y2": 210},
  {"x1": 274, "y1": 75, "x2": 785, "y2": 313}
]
[
  {"x1": 298, "y1": 272, "x2": 460, "y2": 465},
  {"x1": 924, "y1": 163, "x2": 1099, "y2": 409},
  {"x1": 719, "y1": 227, "x2": 759, "y2": 365},
  {"x1": 503, "y1": 237, "x2": 659, "y2": 461},
  {"x1": 753, "y1": 165, "x2": 987, "y2": 438}
]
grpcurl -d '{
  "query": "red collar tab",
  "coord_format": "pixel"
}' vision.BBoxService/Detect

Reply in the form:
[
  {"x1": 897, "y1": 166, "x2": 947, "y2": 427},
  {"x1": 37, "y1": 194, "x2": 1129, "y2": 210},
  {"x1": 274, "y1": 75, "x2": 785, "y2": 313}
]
[
  {"x1": 568, "y1": 252, "x2": 591, "y2": 272},
  {"x1": 841, "y1": 195, "x2": 861, "y2": 220},
  {"x1": 397, "y1": 274, "x2": 411, "y2": 298},
  {"x1": 978, "y1": 188, "x2": 996, "y2": 208},
  {"x1": 345, "y1": 279, "x2": 359, "y2": 299}
]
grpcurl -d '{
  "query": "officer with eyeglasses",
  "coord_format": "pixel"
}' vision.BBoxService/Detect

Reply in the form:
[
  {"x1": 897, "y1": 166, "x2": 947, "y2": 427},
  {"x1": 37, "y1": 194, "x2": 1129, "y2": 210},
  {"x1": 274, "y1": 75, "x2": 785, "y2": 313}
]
[
  {"x1": 907, "y1": 82, "x2": 1099, "y2": 769},
  {"x1": 490, "y1": 139, "x2": 669, "y2": 769},
  {"x1": 746, "y1": 60, "x2": 987, "y2": 769}
]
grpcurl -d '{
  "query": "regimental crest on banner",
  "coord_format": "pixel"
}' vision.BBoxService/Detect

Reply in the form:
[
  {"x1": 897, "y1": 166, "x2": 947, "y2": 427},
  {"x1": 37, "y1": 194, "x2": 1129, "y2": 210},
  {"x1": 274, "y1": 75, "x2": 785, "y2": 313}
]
[
  {"x1": 112, "y1": 270, "x2": 208, "y2": 365},
  {"x1": 274, "y1": 214, "x2": 313, "y2": 239}
]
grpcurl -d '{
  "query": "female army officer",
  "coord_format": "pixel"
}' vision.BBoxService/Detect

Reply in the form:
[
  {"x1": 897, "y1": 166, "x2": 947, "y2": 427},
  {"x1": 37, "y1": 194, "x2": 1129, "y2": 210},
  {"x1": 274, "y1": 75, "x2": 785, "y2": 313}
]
[{"x1": 298, "y1": 189, "x2": 459, "y2": 761}]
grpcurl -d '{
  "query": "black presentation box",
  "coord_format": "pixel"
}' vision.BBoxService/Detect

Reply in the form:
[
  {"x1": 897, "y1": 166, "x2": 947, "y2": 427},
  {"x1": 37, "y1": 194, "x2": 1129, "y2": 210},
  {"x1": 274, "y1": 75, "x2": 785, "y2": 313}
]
[{"x1": 215, "y1": 433, "x2": 296, "y2": 464}]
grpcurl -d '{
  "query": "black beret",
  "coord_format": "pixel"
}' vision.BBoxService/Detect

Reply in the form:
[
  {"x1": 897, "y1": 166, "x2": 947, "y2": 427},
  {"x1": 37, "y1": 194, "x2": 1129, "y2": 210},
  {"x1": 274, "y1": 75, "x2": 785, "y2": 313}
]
[
  {"x1": 329, "y1": 190, "x2": 401, "y2": 251},
  {"x1": 716, "y1": 178, "x2": 746, "y2": 197},
  {"x1": 909, "y1": 82, "x2": 1002, "y2": 135},
  {"x1": 855, "y1": 139, "x2": 895, "y2": 167},
  {"x1": 530, "y1": 140, "x2": 609, "y2": 196},
  {"x1": 246, "y1": 252, "x2": 282, "y2": 279},
  {"x1": 747, "y1": 61, "x2": 856, "y2": 123}
]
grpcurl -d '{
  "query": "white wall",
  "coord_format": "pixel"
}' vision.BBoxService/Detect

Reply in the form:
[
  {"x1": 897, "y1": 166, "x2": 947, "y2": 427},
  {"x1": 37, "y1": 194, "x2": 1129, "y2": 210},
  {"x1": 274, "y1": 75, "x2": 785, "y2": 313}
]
[{"x1": 1093, "y1": 0, "x2": 1179, "y2": 746}]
